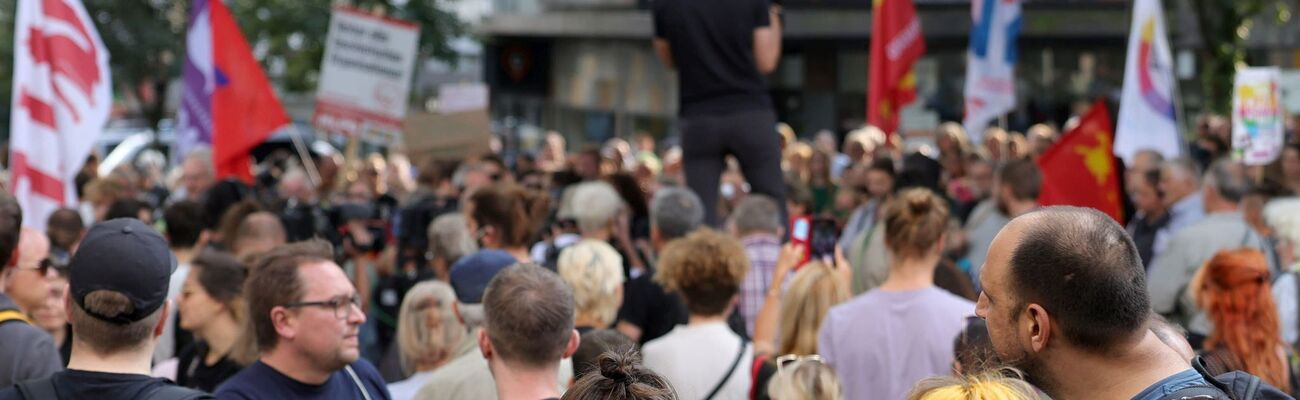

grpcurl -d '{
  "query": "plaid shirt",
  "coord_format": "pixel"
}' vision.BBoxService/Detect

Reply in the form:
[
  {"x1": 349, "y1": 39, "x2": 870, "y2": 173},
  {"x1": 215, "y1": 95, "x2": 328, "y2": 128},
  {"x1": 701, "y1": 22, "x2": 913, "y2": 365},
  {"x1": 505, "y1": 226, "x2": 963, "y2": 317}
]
[{"x1": 738, "y1": 233, "x2": 782, "y2": 336}]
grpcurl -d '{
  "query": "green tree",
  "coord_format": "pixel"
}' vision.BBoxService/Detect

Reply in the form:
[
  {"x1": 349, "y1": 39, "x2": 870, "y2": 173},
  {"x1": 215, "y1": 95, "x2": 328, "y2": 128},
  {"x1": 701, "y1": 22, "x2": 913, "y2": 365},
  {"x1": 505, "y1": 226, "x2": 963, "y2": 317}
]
[
  {"x1": 1190, "y1": 0, "x2": 1292, "y2": 114},
  {"x1": 84, "y1": 0, "x2": 188, "y2": 133},
  {"x1": 232, "y1": 0, "x2": 466, "y2": 93},
  {"x1": 0, "y1": 1, "x2": 13, "y2": 139}
]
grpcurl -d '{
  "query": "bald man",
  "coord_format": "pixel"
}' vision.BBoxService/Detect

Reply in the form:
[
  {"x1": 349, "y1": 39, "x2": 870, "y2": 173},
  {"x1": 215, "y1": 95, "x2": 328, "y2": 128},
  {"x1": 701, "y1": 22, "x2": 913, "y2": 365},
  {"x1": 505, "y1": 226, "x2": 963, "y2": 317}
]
[{"x1": 231, "y1": 212, "x2": 287, "y2": 261}]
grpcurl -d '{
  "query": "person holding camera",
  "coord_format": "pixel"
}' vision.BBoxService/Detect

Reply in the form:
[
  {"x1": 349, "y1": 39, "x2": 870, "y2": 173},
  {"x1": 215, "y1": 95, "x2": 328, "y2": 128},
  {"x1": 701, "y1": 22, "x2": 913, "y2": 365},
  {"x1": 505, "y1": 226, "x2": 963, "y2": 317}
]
[{"x1": 652, "y1": 0, "x2": 786, "y2": 227}]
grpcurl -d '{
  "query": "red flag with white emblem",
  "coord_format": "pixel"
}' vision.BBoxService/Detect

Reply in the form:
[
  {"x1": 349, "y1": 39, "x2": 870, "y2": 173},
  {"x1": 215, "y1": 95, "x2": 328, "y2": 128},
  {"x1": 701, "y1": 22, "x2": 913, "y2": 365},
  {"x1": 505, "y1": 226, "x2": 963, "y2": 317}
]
[
  {"x1": 9, "y1": 0, "x2": 111, "y2": 230},
  {"x1": 868, "y1": 0, "x2": 925, "y2": 136}
]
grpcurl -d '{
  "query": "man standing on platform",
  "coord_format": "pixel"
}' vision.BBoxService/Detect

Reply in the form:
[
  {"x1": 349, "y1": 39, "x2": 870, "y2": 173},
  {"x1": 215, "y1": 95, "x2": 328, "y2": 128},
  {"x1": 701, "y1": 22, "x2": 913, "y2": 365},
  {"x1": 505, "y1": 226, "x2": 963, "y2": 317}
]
[{"x1": 652, "y1": 0, "x2": 786, "y2": 226}]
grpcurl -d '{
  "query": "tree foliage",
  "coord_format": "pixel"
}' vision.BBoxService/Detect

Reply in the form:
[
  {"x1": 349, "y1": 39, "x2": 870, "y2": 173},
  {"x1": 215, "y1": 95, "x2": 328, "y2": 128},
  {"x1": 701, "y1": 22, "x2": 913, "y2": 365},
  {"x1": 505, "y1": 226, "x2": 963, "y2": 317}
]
[
  {"x1": 231, "y1": 0, "x2": 467, "y2": 92},
  {"x1": 1190, "y1": 0, "x2": 1293, "y2": 114},
  {"x1": 84, "y1": 0, "x2": 187, "y2": 131}
]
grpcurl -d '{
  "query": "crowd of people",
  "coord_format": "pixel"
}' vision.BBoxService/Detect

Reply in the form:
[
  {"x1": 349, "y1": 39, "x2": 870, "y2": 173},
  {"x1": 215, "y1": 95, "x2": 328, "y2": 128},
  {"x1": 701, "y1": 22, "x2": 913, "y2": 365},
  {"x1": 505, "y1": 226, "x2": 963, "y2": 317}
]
[{"x1": 0, "y1": 106, "x2": 1297, "y2": 400}]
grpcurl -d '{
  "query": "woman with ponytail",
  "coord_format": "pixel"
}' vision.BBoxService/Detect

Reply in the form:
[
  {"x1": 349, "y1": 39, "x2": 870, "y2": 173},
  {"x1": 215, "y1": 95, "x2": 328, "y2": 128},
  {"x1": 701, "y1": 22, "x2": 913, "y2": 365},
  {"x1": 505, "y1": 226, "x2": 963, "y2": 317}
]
[
  {"x1": 816, "y1": 188, "x2": 976, "y2": 400},
  {"x1": 1195, "y1": 248, "x2": 1295, "y2": 393},
  {"x1": 465, "y1": 183, "x2": 551, "y2": 263}
]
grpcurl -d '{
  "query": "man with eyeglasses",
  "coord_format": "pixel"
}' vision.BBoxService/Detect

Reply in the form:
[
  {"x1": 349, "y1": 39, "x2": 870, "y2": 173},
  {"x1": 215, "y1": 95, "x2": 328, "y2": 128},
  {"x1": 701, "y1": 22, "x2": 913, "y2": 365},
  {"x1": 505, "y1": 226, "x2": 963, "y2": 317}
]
[
  {"x1": 0, "y1": 195, "x2": 62, "y2": 388},
  {"x1": 215, "y1": 239, "x2": 389, "y2": 400}
]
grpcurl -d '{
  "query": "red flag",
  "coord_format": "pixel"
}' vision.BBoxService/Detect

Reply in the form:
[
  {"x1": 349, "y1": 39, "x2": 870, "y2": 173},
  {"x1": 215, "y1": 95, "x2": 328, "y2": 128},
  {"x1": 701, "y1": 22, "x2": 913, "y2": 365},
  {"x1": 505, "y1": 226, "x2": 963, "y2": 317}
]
[
  {"x1": 868, "y1": 0, "x2": 925, "y2": 136},
  {"x1": 210, "y1": 0, "x2": 289, "y2": 183},
  {"x1": 1036, "y1": 100, "x2": 1124, "y2": 221}
]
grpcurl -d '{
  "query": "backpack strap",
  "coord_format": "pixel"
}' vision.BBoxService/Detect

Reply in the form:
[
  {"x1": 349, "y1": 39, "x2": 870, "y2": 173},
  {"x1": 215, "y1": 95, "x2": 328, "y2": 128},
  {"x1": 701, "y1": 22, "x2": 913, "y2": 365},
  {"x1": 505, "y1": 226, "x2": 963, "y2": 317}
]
[
  {"x1": 1161, "y1": 385, "x2": 1230, "y2": 400},
  {"x1": 749, "y1": 355, "x2": 767, "y2": 400},
  {"x1": 1243, "y1": 374, "x2": 1260, "y2": 400},
  {"x1": 141, "y1": 384, "x2": 213, "y2": 400},
  {"x1": 706, "y1": 335, "x2": 749, "y2": 400},
  {"x1": 15, "y1": 376, "x2": 59, "y2": 400},
  {"x1": 344, "y1": 365, "x2": 374, "y2": 400},
  {"x1": 1191, "y1": 356, "x2": 1244, "y2": 398}
]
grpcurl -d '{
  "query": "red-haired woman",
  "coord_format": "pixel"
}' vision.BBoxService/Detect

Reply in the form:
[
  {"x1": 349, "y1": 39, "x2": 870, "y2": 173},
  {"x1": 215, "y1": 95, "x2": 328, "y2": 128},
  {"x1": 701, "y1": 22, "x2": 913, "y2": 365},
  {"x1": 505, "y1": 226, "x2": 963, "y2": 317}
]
[{"x1": 1195, "y1": 248, "x2": 1295, "y2": 393}]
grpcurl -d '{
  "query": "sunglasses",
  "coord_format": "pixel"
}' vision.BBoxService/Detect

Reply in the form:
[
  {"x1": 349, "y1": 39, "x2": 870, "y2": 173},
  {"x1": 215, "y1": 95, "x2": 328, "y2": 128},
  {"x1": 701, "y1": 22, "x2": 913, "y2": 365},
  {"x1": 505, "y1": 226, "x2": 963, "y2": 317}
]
[
  {"x1": 14, "y1": 258, "x2": 59, "y2": 277},
  {"x1": 775, "y1": 354, "x2": 824, "y2": 373}
]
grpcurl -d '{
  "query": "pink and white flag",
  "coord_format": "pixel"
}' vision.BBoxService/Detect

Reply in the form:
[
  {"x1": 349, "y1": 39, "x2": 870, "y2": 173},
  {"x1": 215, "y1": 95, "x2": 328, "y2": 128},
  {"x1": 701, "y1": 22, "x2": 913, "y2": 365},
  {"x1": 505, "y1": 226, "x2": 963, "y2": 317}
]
[{"x1": 9, "y1": 0, "x2": 111, "y2": 230}]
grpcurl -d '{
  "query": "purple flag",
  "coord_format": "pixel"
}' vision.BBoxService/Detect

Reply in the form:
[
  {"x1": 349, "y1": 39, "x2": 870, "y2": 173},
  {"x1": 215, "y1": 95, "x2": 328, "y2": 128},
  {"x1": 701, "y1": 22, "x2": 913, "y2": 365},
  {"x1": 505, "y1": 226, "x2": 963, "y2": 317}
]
[{"x1": 176, "y1": 0, "x2": 214, "y2": 163}]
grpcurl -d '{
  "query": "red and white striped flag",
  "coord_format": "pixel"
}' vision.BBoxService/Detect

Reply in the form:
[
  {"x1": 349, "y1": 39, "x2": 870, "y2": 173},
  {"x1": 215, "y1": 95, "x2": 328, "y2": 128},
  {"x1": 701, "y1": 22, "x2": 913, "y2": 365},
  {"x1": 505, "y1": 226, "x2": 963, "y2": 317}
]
[{"x1": 9, "y1": 0, "x2": 111, "y2": 230}]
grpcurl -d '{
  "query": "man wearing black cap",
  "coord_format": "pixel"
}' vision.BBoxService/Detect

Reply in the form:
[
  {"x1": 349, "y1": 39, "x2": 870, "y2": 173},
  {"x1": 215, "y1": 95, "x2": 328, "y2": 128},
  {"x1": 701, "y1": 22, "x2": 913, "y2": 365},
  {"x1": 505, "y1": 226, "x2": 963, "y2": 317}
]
[
  {"x1": 0, "y1": 218, "x2": 210, "y2": 399},
  {"x1": 0, "y1": 194, "x2": 62, "y2": 389}
]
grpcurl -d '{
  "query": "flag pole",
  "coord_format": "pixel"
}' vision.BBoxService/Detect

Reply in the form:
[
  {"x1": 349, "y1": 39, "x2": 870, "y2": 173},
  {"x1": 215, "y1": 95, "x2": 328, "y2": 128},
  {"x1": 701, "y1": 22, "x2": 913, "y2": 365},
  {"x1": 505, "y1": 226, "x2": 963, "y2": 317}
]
[
  {"x1": 1171, "y1": 65, "x2": 1191, "y2": 157},
  {"x1": 288, "y1": 124, "x2": 323, "y2": 188}
]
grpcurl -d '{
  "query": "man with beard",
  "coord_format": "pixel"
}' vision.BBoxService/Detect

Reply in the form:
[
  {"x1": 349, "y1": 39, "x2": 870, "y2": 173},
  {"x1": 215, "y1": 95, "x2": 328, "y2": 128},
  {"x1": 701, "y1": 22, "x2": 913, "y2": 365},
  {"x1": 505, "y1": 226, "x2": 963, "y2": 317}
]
[
  {"x1": 215, "y1": 240, "x2": 390, "y2": 399},
  {"x1": 975, "y1": 207, "x2": 1201, "y2": 399}
]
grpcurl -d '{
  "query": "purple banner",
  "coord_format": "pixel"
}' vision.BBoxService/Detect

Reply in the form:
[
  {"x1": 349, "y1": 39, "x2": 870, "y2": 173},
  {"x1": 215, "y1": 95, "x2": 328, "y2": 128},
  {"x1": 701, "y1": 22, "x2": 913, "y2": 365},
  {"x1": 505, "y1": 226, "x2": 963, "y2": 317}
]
[{"x1": 176, "y1": 0, "x2": 213, "y2": 163}]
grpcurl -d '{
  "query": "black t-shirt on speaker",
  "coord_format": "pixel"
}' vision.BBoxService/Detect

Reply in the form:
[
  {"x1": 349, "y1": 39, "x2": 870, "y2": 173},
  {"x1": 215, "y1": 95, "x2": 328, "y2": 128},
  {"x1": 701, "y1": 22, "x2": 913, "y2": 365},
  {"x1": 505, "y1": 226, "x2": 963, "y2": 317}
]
[{"x1": 652, "y1": 0, "x2": 773, "y2": 117}]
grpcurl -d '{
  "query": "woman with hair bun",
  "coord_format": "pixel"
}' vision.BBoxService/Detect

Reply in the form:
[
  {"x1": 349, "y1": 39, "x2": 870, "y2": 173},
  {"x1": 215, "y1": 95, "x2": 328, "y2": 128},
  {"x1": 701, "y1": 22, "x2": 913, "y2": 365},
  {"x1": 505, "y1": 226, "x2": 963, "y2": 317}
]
[
  {"x1": 561, "y1": 349, "x2": 677, "y2": 400},
  {"x1": 817, "y1": 188, "x2": 976, "y2": 400}
]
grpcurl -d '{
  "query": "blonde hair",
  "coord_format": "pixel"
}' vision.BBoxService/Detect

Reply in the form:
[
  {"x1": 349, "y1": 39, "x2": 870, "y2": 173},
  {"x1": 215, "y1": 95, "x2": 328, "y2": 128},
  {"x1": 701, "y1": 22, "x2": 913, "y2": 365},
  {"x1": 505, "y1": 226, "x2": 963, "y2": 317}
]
[
  {"x1": 1265, "y1": 199, "x2": 1300, "y2": 263},
  {"x1": 883, "y1": 188, "x2": 951, "y2": 260},
  {"x1": 397, "y1": 281, "x2": 466, "y2": 375},
  {"x1": 907, "y1": 369, "x2": 1040, "y2": 400},
  {"x1": 558, "y1": 240, "x2": 626, "y2": 327},
  {"x1": 846, "y1": 126, "x2": 887, "y2": 152},
  {"x1": 767, "y1": 358, "x2": 843, "y2": 400},
  {"x1": 778, "y1": 262, "x2": 850, "y2": 356},
  {"x1": 938, "y1": 122, "x2": 971, "y2": 152}
]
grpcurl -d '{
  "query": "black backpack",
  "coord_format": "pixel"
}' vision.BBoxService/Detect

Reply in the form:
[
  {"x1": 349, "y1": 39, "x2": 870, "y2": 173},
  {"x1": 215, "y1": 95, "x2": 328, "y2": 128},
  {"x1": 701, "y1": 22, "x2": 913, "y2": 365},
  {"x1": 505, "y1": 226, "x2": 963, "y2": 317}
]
[
  {"x1": 1158, "y1": 356, "x2": 1295, "y2": 400},
  {"x1": 15, "y1": 375, "x2": 212, "y2": 400}
]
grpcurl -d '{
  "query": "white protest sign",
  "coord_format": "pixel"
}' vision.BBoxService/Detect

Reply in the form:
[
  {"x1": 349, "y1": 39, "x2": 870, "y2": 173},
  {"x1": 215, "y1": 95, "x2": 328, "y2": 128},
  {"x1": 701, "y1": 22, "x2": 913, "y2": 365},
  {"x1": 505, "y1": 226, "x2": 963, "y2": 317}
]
[
  {"x1": 313, "y1": 7, "x2": 420, "y2": 137},
  {"x1": 1232, "y1": 67, "x2": 1284, "y2": 166},
  {"x1": 438, "y1": 83, "x2": 489, "y2": 115}
]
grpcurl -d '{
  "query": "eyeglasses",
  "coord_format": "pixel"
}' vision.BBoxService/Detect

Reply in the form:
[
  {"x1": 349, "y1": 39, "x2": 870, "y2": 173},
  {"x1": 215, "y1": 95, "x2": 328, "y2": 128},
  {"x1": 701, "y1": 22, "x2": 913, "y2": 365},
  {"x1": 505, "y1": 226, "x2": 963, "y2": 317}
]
[
  {"x1": 775, "y1": 354, "x2": 824, "y2": 373},
  {"x1": 284, "y1": 294, "x2": 362, "y2": 320},
  {"x1": 14, "y1": 258, "x2": 58, "y2": 277}
]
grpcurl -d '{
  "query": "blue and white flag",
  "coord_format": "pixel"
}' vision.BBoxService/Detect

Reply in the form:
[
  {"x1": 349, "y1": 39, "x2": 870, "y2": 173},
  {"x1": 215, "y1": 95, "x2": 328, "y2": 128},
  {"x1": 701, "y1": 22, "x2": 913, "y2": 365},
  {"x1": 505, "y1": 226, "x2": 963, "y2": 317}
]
[{"x1": 963, "y1": 0, "x2": 1020, "y2": 142}]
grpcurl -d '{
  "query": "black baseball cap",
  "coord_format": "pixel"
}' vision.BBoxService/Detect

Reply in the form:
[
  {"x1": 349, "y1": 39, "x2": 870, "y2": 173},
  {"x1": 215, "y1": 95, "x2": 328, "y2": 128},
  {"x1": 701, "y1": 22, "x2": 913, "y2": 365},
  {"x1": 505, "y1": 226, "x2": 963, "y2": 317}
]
[{"x1": 69, "y1": 218, "x2": 176, "y2": 324}]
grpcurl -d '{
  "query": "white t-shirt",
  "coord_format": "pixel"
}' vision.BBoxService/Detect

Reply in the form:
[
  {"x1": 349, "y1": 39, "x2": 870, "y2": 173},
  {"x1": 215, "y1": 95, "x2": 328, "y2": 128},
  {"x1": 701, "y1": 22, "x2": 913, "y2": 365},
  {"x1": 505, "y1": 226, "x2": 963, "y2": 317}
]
[
  {"x1": 643, "y1": 322, "x2": 752, "y2": 400},
  {"x1": 153, "y1": 261, "x2": 191, "y2": 364},
  {"x1": 387, "y1": 370, "x2": 435, "y2": 400}
]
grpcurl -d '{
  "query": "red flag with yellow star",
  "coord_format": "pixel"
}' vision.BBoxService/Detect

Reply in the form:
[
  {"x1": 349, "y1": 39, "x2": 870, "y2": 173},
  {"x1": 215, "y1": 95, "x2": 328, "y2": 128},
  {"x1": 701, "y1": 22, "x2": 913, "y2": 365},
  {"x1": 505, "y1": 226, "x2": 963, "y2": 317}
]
[
  {"x1": 1036, "y1": 100, "x2": 1124, "y2": 221},
  {"x1": 868, "y1": 0, "x2": 925, "y2": 136}
]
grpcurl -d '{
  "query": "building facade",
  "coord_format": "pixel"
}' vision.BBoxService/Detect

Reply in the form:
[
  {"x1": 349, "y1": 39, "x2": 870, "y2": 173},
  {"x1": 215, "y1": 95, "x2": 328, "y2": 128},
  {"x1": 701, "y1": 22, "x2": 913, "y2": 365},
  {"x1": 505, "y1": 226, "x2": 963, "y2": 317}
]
[{"x1": 479, "y1": 0, "x2": 1300, "y2": 147}]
